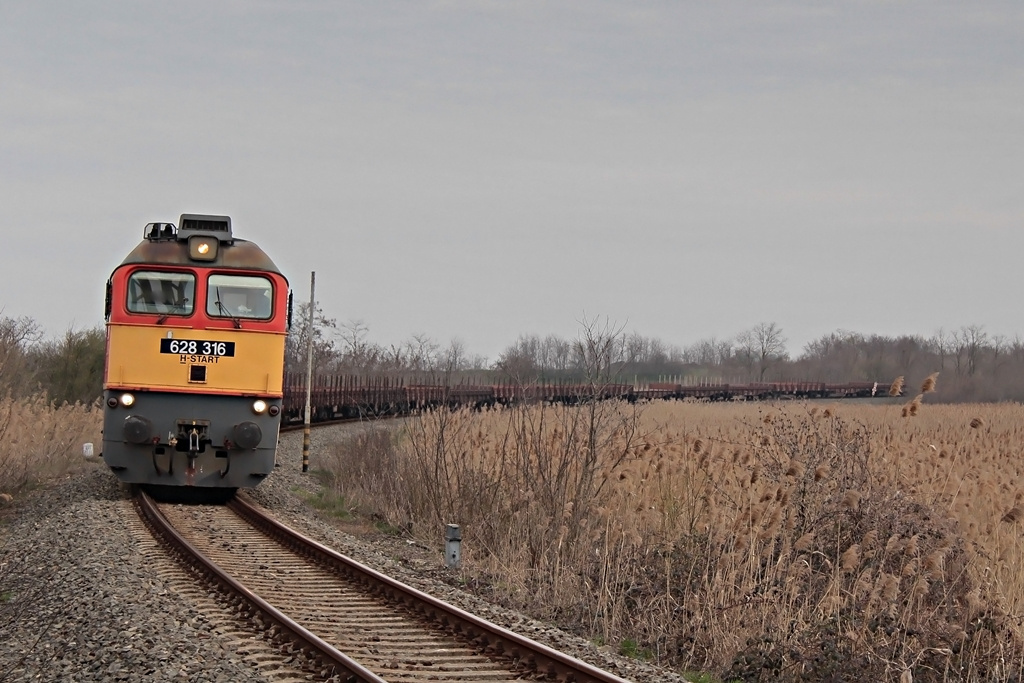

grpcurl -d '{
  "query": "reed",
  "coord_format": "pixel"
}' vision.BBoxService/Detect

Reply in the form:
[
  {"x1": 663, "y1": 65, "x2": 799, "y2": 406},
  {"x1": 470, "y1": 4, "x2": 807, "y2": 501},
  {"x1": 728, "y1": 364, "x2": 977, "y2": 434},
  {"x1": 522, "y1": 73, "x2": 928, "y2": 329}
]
[
  {"x1": 330, "y1": 400, "x2": 1024, "y2": 681},
  {"x1": 0, "y1": 394, "x2": 101, "y2": 496}
]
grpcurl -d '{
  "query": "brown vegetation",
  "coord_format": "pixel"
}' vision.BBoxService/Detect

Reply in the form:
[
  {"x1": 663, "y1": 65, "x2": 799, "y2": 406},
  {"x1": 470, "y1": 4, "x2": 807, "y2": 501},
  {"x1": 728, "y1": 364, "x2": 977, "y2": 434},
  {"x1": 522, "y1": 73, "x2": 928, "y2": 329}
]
[
  {"x1": 327, "y1": 399, "x2": 1024, "y2": 681},
  {"x1": 0, "y1": 315, "x2": 105, "y2": 497},
  {"x1": 0, "y1": 394, "x2": 102, "y2": 496}
]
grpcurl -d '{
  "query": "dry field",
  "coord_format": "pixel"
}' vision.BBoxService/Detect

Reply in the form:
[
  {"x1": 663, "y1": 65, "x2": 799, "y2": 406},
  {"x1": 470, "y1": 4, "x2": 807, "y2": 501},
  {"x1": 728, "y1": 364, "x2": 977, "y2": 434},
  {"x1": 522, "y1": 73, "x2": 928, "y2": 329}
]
[{"x1": 329, "y1": 391, "x2": 1024, "y2": 682}]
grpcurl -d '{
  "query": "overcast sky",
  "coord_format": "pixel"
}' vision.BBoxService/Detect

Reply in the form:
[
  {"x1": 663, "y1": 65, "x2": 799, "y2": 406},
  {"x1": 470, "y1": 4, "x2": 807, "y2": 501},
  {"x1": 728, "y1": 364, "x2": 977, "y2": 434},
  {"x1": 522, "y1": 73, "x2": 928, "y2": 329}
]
[{"x1": 2, "y1": 1, "x2": 1021, "y2": 362}]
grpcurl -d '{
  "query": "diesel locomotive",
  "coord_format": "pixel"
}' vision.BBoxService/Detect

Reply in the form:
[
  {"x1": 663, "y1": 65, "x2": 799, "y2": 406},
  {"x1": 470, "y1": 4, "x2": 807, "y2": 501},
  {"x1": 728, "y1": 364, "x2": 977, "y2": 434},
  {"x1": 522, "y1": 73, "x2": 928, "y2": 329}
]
[{"x1": 102, "y1": 214, "x2": 289, "y2": 493}]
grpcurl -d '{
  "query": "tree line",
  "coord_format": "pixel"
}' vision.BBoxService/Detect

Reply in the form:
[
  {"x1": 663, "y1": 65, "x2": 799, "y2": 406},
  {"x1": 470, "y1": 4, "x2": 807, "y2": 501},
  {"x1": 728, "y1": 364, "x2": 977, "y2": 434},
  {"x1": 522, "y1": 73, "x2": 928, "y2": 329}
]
[
  {"x1": 284, "y1": 303, "x2": 488, "y2": 380},
  {"x1": 495, "y1": 322, "x2": 1024, "y2": 402},
  {"x1": 2, "y1": 307, "x2": 1020, "y2": 404},
  {"x1": 0, "y1": 316, "x2": 105, "y2": 405}
]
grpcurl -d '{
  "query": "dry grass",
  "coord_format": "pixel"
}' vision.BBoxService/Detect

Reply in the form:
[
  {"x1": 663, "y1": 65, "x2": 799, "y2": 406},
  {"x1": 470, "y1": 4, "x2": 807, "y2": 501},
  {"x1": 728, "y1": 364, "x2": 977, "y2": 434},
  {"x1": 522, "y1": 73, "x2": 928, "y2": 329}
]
[
  {"x1": 329, "y1": 400, "x2": 1024, "y2": 681},
  {"x1": 0, "y1": 394, "x2": 102, "y2": 496}
]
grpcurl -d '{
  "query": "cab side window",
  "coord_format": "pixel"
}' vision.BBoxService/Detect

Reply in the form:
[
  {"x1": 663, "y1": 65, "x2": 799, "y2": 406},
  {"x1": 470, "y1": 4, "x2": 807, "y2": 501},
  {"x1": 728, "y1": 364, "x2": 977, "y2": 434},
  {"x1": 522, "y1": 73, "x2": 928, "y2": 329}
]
[
  {"x1": 207, "y1": 274, "x2": 274, "y2": 320},
  {"x1": 127, "y1": 271, "x2": 195, "y2": 315}
]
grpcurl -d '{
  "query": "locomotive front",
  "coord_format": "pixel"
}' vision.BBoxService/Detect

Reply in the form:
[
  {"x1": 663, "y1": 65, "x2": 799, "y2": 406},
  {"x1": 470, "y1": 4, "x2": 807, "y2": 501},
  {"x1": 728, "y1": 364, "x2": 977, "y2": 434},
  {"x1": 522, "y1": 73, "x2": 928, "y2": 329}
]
[{"x1": 102, "y1": 214, "x2": 289, "y2": 491}]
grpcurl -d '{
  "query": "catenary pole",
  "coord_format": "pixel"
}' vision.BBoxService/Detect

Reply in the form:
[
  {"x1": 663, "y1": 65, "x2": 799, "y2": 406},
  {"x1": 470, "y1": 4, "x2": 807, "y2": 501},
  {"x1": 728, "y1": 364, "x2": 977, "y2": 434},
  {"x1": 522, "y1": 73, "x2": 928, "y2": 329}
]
[{"x1": 302, "y1": 271, "x2": 315, "y2": 473}]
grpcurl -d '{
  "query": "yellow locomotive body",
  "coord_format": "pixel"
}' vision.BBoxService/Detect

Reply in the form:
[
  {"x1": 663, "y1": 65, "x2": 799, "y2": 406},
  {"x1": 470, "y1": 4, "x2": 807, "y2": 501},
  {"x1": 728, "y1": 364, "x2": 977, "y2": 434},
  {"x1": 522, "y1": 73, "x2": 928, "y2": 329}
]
[{"x1": 105, "y1": 324, "x2": 285, "y2": 395}]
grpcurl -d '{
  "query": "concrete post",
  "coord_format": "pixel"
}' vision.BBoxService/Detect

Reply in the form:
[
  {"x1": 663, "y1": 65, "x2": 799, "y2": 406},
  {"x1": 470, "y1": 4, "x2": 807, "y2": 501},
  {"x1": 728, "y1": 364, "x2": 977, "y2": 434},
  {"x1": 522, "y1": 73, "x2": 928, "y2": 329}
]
[
  {"x1": 302, "y1": 271, "x2": 315, "y2": 473},
  {"x1": 445, "y1": 524, "x2": 461, "y2": 568}
]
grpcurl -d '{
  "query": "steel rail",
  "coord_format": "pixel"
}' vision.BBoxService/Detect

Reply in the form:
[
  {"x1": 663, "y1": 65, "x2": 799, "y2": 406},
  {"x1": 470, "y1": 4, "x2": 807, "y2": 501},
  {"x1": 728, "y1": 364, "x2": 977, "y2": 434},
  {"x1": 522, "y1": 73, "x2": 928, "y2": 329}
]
[
  {"x1": 135, "y1": 491, "x2": 386, "y2": 683},
  {"x1": 279, "y1": 415, "x2": 371, "y2": 433},
  {"x1": 229, "y1": 494, "x2": 633, "y2": 683}
]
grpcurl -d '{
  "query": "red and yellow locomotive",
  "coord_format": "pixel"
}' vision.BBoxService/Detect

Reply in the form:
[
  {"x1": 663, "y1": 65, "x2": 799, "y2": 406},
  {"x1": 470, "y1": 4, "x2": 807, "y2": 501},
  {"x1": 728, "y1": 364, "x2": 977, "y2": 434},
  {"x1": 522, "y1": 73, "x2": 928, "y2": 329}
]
[{"x1": 102, "y1": 214, "x2": 289, "y2": 492}]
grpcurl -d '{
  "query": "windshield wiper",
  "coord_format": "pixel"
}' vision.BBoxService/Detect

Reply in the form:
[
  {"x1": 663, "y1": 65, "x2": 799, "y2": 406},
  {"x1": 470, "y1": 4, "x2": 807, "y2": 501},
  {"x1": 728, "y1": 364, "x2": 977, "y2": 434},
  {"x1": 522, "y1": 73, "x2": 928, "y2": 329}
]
[
  {"x1": 156, "y1": 298, "x2": 190, "y2": 325},
  {"x1": 215, "y1": 288, "x2": 242, "y2": 329}
]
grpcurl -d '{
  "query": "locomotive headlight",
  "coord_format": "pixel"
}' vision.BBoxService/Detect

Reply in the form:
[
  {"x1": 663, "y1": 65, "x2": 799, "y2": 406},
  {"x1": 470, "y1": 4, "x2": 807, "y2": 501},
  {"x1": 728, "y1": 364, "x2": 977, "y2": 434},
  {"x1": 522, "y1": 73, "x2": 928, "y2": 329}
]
[
  {"x1": 188, "y1": 235, "x2": 218, "y2": 261},
  {"x1": 120, "y1": 393, "x2": 136, "y2": 407},
  {"x1": 252, "y1": 399, "x2": 268, "y2": 414}
]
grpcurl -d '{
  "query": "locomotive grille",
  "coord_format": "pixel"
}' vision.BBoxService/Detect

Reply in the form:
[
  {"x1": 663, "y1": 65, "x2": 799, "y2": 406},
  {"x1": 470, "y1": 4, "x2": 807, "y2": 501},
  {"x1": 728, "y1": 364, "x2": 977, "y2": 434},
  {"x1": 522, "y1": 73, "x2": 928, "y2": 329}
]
[
  {"x1": 189, "y1": 365, "x2": 207, "y2": 383},
  {"x1": 180, "y1": 218, "x2": 230, "y2": 233}
]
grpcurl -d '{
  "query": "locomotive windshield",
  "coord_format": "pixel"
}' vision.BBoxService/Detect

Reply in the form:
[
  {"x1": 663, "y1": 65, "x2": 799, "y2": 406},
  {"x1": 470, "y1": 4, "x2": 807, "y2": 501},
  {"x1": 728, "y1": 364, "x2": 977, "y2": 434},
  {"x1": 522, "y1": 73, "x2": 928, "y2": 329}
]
[
  {"x1": 207, "y1": 274, "x2": 274, "y2": 320},
  {"x1": 127, "y1": 270, "x2": 195, "y2": 315}
]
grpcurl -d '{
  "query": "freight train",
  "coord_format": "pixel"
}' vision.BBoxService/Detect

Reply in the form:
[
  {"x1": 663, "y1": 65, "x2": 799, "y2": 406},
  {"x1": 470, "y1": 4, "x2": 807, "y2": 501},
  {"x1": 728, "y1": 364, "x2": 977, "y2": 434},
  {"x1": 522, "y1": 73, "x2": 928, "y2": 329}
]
[
  {"x1": 102, "y1": 214, "x2": 290, "y2": 494},
  {"x1": 280, "y1": 376, "x2": 886, "y2": 422}
]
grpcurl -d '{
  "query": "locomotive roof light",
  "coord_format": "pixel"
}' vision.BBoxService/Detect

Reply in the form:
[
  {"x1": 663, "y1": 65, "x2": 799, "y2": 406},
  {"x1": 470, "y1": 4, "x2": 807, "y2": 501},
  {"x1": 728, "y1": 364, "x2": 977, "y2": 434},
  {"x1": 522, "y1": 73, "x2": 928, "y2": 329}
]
[
  {"x1": 178, "y1": 214, "x2": 233, "y2": 261},
  {"x1": 252, "y1": 399, "x2": 268, "y2": 414},
  {"x1": 188, "y1": 235, "x2": 219, "y2": 261}
]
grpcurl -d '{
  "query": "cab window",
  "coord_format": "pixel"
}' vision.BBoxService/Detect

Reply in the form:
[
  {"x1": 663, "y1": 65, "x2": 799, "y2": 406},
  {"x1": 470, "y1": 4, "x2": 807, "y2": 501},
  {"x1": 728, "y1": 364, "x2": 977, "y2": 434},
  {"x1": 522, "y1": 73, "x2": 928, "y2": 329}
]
[
  {"x1": 126, "y1": 271, "x2": 195, "y2": 315},
  {"x1": 207, "y1": 274, "x2": 274, "y2": 320}
]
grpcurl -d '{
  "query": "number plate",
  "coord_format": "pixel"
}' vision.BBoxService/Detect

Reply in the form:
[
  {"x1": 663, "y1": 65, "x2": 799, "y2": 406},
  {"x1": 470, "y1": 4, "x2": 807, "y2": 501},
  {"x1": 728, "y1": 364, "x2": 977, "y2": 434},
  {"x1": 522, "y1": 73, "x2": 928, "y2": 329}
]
[{"x1": 160, "y1": 339, "x2": 236, "y2": 357}]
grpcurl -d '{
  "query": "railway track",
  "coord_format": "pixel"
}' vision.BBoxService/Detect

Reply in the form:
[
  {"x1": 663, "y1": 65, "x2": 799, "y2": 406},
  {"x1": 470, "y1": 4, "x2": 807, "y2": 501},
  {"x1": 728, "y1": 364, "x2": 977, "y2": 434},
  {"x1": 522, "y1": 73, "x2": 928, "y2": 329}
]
[
  {"x1": 279, "y1": 415, "x2": 374, "y2": 433},
  {"x1": 135, "y1": 490, "x2": 631, "y2": 683}
]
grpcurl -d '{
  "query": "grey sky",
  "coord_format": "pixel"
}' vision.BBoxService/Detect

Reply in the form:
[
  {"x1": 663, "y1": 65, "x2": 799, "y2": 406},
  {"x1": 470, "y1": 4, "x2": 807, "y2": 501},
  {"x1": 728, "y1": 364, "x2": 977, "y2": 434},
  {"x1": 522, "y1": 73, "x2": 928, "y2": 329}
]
[{"x1": 2, "y1": 1, "x2": 1022, "y2": 361}]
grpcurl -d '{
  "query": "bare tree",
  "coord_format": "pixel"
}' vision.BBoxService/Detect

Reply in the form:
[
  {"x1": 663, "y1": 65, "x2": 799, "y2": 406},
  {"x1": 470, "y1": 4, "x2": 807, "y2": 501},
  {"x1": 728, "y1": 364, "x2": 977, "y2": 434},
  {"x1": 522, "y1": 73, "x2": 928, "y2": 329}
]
[
  {"x1": 950, "y1": 325, "x2": 987, "y2": 377},
  {"x1": 339, "y1": 319, "x2": 371, "y2": 360},
  {"x1": 494, "y1": 335, "x2": 543, "y2": 381},
  {"x1": 383, "y1": 343, "x2": 405, "y2": 369},
  {"x1": 990, "y1": 334, "x2": 1008, "y2": 373},
  {"x1": 543, "y1": 334, "x2": 573, "y2": 372},
  {"x1": 1010, "y1": 335, "x2": 1024, "y2": 365},
  {"x1": 686, "y1": 336, "x2": 732, "y2": 366},
  {"x1": 0, "y1": 316, "x2": 43, "y2": 395},
  {"x1": 572, "y1": 315, "x2": 627, "y2": 388},
  {"x1": 403, "y1": 333, "x2": 440, "y2": 372},
  {"x1": 962, "y1": 324, "x2": 988, "y2": 376},
  {"x1": 285, "y1": 301, "x2": 338, "y2": 374},
  {"x1": 624, "y1": 332, "x2": 648, "y2": 365},
  {"x1": 932, "y1": 328, "x2": 952, "y2": 371},
  {"x1": 440, "y1": 339, "x2": 467, "y2": 373},
  {"x1": 737, "y1": 322, "x2": 788, "y2": 381}
]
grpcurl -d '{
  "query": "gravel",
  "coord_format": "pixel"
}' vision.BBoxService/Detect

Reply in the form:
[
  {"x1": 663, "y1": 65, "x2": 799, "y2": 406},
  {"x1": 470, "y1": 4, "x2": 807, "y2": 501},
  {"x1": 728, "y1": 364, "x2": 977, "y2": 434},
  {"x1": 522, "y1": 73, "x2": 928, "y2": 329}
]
[
  {"x1": 0, "y1": 423, "x2": 690, "y2": 683},
  {"x1": 0, "y1": 468, "x2": 269, "y2": 682}
]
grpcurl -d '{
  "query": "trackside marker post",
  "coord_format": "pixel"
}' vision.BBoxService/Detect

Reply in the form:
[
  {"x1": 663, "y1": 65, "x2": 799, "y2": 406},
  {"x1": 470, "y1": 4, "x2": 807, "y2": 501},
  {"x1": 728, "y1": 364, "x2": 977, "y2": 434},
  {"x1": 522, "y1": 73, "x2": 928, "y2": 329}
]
[
  {"x1": 303, "y1": 271, "x2": 315, "y2": 473},
  {"x1": 445, "y1": 524, "x2": 461, "y2": 568}
]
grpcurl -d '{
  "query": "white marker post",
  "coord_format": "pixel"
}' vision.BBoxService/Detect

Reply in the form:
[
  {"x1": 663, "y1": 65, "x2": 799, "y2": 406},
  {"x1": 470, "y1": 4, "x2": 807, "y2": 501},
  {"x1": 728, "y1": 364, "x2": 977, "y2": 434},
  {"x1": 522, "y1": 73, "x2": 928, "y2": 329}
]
[{"x1": 445, "y1": 524, "x2": 462, "y2": 568}]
